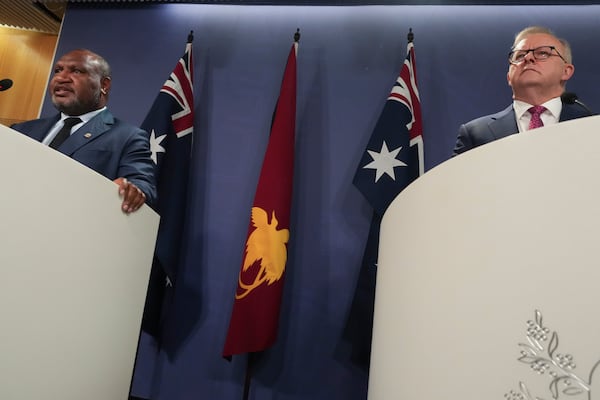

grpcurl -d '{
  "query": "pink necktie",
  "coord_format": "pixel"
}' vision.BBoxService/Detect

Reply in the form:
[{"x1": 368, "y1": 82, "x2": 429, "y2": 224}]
[{"x1": 528, "y1": 105, "x2": 547, "y2": 130}]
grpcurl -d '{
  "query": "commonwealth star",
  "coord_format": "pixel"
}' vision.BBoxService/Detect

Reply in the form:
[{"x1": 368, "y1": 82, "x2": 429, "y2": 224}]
[
  {"x1": 362, "y1": 141, "x2": 406, "y2": 182},
  {"x1": 149, "y1": 129, "x2": 166, "y2": 164}
]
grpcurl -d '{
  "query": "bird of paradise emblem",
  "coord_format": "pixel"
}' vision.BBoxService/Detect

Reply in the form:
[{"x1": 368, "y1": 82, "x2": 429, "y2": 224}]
[{"x1": 236, "y1": 207, "x2": 289, "y2": 299}]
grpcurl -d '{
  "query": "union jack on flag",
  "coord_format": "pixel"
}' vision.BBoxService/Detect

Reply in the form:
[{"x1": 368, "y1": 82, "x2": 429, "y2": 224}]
[
  {"x1": 343, "y1": 31, "x2": 424, "y2": 368},
  {"x1": 155, "y1": 48, "x2": 194, "y2": 144},
  {"x1": 139, "y1": 31, "x2": 194, "y2": 336},
  {"x1": 353, "y1": 37, "x2": 424, "y2": 215}
]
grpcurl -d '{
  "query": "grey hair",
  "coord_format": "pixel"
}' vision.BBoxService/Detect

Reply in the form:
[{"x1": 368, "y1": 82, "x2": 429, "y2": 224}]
[{"x1": 512, "y1": 26, "x2": 572, "y2": 63}]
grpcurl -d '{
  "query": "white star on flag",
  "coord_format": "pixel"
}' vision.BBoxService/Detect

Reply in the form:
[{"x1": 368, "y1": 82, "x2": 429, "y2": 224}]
[
  {"x1": 149, "y1": 129, "x2": 166, "y2": 164},
  {"x1": 362, "y1": 141, "x2": 406, "y2": 182}
]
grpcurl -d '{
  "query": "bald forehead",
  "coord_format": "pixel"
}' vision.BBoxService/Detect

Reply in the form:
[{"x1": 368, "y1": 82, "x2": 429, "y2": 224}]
[
  {"x1": 59, "y1": 50, "x2": 93, "y2": 63},
  {"x1": 57, "y1": 50, "x2": 110, "y2": 77}
]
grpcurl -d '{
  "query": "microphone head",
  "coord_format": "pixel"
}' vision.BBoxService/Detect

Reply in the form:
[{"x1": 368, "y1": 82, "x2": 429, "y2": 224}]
[
  {"x1": 561, "y1": 91, "x2": 578, "y2": 104},
  {"x1": 0, "y1": 79, "x2": 13, "y2": 91},
  {"x1": 561, "y1": 91, "x2": 595, "y2": 115}
]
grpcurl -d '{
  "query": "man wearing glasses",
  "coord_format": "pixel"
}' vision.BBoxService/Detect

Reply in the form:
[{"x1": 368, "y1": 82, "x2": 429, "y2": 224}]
[{"x1": 453, "y1": 26, "x2": 593, "y2": 155}]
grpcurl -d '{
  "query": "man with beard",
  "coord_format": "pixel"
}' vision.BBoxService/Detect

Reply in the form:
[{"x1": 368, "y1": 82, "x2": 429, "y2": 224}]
[{"x1": 12, "y1": 48, "x2": 155, "y2": 213}]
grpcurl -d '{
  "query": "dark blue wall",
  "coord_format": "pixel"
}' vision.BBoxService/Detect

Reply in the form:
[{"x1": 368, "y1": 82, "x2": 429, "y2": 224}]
[{"x1": 48, "y1": 4, "x2": 600, "y2": 399}]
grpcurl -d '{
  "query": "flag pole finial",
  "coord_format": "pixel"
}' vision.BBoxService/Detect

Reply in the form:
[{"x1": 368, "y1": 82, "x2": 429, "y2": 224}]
[
  {"x1": 407, "y1": 28, "x2": 414, "y2": 43},
  {"x1": 187, "y1": 30, "x2": 194, "y2": 43},
  {"x1": 294, "y1": 28, "x2": 300, "y2": 43}
]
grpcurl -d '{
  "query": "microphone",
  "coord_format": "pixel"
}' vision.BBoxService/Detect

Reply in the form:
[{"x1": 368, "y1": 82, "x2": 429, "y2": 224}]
[
  {"x1": 0, "y1": 78, "x2": 12, "y2": 91},
  {"x1": 561, "y1": 91, "x2": 595, "y2": 115}
]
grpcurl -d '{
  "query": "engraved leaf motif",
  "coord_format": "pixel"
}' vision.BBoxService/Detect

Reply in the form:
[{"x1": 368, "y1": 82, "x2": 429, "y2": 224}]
[
  {"x1": 535, "y1": 310, "x2": 543, "y2": 326},
  {"x1": 519, "y1": 381, "x2": 534, "y2": 399},
  {"x1": 549, "y1": 379, "x2": 559, "y2": 399},
  {"x1": 520, "y1": 340, "x2": 539, "y2": 355},
  {"x1": 511, "y1": 310, "x2": 599, "y2": 400},
  {"x1": 547, "y1": 332, "x2": 558, "y2": 358},
  {"x1": 563, "y1": 386, "x2": 585, "y2": 396},
  {"x1": 527, "y1": 335, "x2": 543, "y2": 352},
  {"x1": 588, "y1": 359, "x2": 600, "y2": 386},
  {"x1": 518, "y1": 355, "x2": 539, "y2": 364}
]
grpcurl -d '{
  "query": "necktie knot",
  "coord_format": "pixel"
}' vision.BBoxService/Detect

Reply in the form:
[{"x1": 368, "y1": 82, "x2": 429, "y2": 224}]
[
  {"x1": 50, "y1": 117, "x2": 82, "y2": 149},
  {"x1": 528, "y1": 105, "x2": 547, "y2": 130}
]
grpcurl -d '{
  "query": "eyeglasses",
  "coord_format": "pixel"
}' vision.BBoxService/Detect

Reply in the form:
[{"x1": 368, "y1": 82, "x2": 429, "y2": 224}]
[{"x1": 508, "y1": 46, "x2": 567, "y2": 65}]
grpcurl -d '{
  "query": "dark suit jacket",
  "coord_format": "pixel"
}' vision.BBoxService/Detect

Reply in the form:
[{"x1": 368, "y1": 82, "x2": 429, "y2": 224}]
[
  {"x1": 12, "y1": 109, "x2": 157, "y2": 205},
  {"x1": 453, "y1": 102, "x2": 593, "y2": 155}
]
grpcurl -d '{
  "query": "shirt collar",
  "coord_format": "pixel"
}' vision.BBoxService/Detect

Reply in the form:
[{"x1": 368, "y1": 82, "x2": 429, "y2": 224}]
[
  {"x1": 513, "y1": 97, "x2": 562, "y2": 120},
  {"x1": 60, "y1": 106, "x2": 106, "y2": 124}
]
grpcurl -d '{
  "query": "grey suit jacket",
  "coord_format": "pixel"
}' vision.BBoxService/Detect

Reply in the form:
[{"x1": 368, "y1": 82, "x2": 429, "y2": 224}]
[
  {"x1": 12, "y1": 109, "x2": 157, "y2": 205},
  {"x1": 453, "y1": 102, "x2": 593, "y2": 155}
]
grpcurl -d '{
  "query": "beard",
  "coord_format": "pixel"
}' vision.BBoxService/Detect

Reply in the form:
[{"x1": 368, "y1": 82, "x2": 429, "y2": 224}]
[{"x1": 52, "y1": 90, "x2": 102, "y2": 116}]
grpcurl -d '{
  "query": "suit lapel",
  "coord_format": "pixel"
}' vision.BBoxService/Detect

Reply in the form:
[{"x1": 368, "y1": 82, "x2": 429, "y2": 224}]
[
  {"x1": 58, "y1": 110, "x2": 114, "y2": 155},
  {"x1": 485, "y1": 103, "x2": 588, "y2": 142},
  {"x1": 30, "y1": 116, "x2": 60, "y2": 142},
  {"x1": 488, "y1": 106, "x2": 518, "y2": 141}
]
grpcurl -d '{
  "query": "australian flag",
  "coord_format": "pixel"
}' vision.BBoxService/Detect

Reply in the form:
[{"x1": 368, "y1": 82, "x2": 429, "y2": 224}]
[
  {"x1": 343, "y1": 32, "x2": 424, "y2": 370},
  {"x1": 139, "y1": 32, "x2": 194, "y2": 336}
]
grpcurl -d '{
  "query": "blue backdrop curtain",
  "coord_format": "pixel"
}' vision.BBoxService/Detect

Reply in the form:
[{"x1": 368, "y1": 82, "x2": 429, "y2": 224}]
[{"x1": 46, "y1": 4, "x2": 600, "y2": 399}]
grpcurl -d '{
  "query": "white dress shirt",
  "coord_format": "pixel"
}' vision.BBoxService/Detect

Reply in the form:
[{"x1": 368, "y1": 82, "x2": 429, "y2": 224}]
[
  {"x1": 513, "y1": 97, "x2": 562, "y2": 133},
  {"x1": 42, "y1": 107, "x2": 107, "y2": 145}
]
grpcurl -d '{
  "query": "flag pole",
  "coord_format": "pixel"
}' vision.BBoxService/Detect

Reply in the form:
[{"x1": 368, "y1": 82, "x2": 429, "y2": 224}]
[{"x1": 242, "y1": 352, "x2": 254, "y2": 400}]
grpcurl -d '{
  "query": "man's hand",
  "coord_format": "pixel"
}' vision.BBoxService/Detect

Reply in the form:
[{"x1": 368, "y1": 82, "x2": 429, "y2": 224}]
[{"x1": 113, "y1": 177, "x2": 146, "y2": 214}]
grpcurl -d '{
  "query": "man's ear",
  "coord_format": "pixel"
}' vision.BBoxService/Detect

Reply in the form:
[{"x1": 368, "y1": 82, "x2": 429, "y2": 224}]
[
  {"x1": 562, "y1": 63, "x2": 575, "y2": 82},
  {"x1": 101, "y1": 76, "x2": 112, "y2": 95}
]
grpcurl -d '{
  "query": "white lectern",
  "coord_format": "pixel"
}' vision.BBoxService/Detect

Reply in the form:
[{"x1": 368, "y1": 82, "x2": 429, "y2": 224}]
[
  {"x1": 370, "y1": 115, "x2": 600, "y2": 400},
  {"x1": 0, "y1": 124, "x2": 159, "y2": 400}
]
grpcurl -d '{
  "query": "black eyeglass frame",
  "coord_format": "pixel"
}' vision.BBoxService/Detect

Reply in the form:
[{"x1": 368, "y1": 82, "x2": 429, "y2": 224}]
[{"x1": 508, "y1": 45, "x2": 567, "y2": 65}]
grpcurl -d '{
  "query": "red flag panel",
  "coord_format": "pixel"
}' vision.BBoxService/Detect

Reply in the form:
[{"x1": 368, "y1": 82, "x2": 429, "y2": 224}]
[{"x1": 223, "y1": 42, "x2": 297, "y2": 357}]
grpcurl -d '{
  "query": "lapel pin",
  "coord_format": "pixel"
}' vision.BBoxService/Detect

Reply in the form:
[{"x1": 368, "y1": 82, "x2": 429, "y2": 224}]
[{"x1": 84, "y1": 133, "x2": 92, "y2": 139}]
